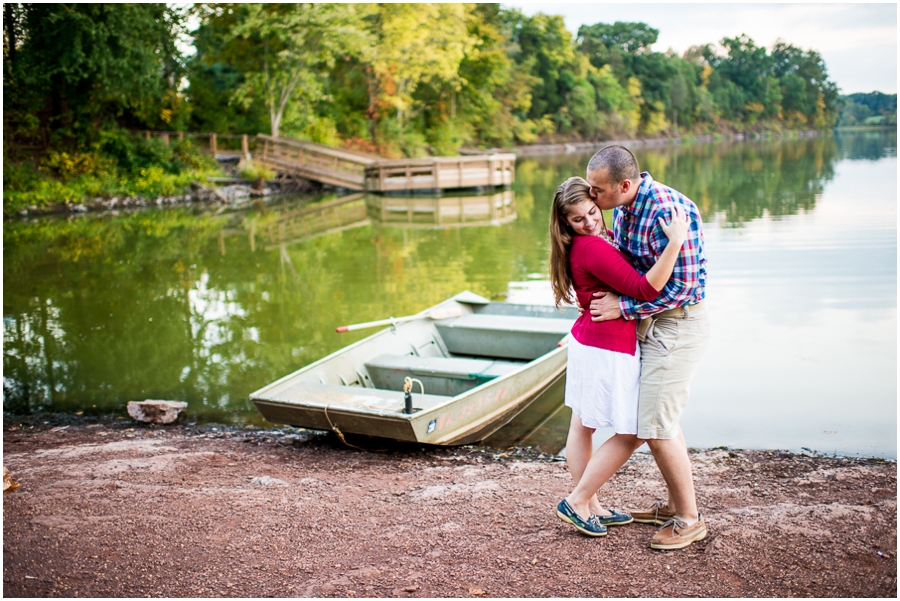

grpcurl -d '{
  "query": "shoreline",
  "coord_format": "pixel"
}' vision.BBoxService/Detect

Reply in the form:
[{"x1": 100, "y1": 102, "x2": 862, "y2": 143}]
[
  {"x1": 3, "y1": 418, "x2": 896, "y2": 597},
  {"x1": 5, "y1": 411, "x2": 895, "y2": 462},
  {"x1": 5, "y1": 129, "x2": 828, "y2": 220}
]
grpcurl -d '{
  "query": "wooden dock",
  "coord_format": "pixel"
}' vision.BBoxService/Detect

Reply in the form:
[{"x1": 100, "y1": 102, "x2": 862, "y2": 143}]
[
  {"x1": 256, "y1": 134, "x2": 515, "y2": 192},
  {"x1": 135, "y1": 130, "x2": 516, "y2": 192}
]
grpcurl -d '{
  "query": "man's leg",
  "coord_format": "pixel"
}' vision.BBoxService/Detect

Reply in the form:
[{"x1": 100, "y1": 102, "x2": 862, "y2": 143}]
[
  {"x1": 658, "y1": 426, "x2": 689, "y2": 513},
  {"x1": 646, "y1": 430, "x2": 698, "y2": 523},
  {"x1": 635, "y1": 311, "x2": 710, "y2": 544}
]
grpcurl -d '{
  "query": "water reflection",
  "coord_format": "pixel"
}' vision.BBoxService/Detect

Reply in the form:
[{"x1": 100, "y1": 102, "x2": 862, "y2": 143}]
[
  {"x1": 3, "y1": 132, "x2": 895, "y2": 458},
  {"x1": 369, "y1": 190, "x2": 516, "y2": 228},
  {"x1": 834, "y1": 128, "x2": 897, "y2": 161}
]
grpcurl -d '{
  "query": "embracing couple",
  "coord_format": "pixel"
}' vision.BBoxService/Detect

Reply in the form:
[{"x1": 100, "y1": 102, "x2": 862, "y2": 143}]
[{"x1": 549, "y1": 145, "x2": 710, "y2": 550}]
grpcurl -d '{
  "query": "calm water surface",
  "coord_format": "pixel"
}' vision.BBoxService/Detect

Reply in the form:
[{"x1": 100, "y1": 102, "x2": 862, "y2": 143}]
[{"x1": 4, "y1": 131, "x2": 896, "y2": 458}]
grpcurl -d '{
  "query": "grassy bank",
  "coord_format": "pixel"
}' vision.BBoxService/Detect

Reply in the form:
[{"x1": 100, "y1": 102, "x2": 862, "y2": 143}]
[{"x1": 3, "y1": 131, "x2": 225, "y2": 215}]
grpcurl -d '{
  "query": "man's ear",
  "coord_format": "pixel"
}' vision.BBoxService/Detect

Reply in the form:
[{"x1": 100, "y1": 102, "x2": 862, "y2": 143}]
[{"x1": 620, "y1": 178, "x2": 632, "y2": 194}]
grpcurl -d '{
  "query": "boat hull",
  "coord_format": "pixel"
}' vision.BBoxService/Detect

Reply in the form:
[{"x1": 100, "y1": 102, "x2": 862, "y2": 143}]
[{"x1": 250, "y1": 291, "x2": 576, "y2": 446}]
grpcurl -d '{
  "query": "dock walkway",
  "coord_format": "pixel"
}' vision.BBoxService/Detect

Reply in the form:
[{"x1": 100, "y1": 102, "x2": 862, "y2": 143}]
[
  {"x1": 137, "y1": 130, "x2": 515, "y2": 192},
  {"x1": 256, "y1": 134, "x2": 515, "y2": 192}
]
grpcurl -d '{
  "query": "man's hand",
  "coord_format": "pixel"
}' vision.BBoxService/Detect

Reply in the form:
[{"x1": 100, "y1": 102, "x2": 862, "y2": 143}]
[{"x1": 590, "y1": 291, "x2": 621, "y2": 322}]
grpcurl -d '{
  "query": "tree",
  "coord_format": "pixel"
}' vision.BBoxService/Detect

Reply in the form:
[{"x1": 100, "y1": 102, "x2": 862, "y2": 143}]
[
  {"x1": 369, "y1": 4, "x2": 474, "y2": 129},
  {"x1": 216, "y1": 3, "x2": 368, "y2": 138},
  {"x1": 577, "y1": 21, "x2": 675, "y2": 133},
  {"x1": 505, "y1": 11, "x2": 578, "y2": 122},
  {"x1": 4, "y1": 3, "x2": 186, "y2": 139},
  {"x1": 430, "y1": 4, "x2": 534, "y2": 149},
  {"x1": 772, "y1": 41, "x2": 838, "y2": 127},
  {"x1": 185, "y1": 9, "x2": 269, "y2": 135}
]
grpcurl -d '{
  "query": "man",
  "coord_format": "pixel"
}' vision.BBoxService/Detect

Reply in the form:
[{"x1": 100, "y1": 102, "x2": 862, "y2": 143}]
[{"x1": 586, "y1": 145, "x2": 710, "y2": 550}]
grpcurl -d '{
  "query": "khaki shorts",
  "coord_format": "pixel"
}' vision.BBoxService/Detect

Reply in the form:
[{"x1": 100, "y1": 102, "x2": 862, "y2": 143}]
[{"x1": 637, "y1": 307, "x2": 711, "y2": 439}]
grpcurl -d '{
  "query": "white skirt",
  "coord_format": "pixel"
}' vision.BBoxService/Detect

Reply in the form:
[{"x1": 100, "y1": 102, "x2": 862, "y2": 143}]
[{"x1": 564, "y1": 336, "x2": 641, "y2": 434}]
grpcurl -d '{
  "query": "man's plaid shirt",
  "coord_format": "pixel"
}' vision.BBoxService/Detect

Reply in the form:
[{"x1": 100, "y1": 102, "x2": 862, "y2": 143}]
[{"x1": 613, "y1": 172, "x2": 707, "y2": 320}]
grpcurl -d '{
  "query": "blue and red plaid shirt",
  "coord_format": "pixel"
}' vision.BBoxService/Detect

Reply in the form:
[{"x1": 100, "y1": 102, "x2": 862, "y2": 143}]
[{"x1": 614, "y1": 172, "x2": 707, "y2": 319}]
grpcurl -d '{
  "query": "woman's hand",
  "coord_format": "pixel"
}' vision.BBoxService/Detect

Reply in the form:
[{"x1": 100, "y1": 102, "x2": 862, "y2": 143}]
[{"x1": 658, "y1": 204, "x2": 690, "y2": 248}]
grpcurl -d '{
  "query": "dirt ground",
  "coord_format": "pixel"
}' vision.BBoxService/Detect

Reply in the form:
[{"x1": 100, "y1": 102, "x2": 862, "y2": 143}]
[{"x1": 3, "y1": 418, "x2": 896, "y2": 598}]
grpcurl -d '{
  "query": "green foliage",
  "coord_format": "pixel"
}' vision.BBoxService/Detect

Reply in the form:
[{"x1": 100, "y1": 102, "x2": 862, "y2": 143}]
[
  {"x1": 577, "y1": 21, "x2": 676, "y2": 133},
  {"x1": 3, "y1": 3, "x2": 849, "y2": 163},
  {"x1": 837, "y1": 92, "x2": 897, "y2": 127},
  {"x1": 4, "y1": 3, "x2": 187, "y2": 141},
  {"x1": 3, "y1": 131, "x2": 223, "y2": 213},
  {"x1": 237, "y1": 160, "x2": 276, "y2": 182}
]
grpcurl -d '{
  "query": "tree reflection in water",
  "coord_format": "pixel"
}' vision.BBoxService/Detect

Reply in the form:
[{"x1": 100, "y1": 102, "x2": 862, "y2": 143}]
[{"x1": 3, "y1": 131, "x2": 894, "y2": 431}]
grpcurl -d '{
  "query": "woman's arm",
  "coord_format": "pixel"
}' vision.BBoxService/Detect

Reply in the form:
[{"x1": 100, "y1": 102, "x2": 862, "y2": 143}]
[
  {"x1": 643, "y1": 204, "x2": 689, "y2": 291},
  {"x1": 577, "y1": 239, "x2": 659, "y2": 302}
]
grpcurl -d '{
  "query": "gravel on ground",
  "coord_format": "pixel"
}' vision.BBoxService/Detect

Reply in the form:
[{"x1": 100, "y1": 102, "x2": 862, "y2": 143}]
[{"x1": 2, "y1": 419, "x2": 896, "y2": 597}]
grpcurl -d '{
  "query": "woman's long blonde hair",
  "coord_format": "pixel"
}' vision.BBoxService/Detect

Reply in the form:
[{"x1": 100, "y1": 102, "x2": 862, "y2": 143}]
[{"x1": 549, "y1": 176, "x2": 611, "y2": 307}]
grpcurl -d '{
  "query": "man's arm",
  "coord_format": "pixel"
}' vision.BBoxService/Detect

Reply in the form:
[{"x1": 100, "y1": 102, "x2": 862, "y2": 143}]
[
  {"x1": 620, "y1": 204, "x2": 705, "y2": 319},
  {"x1": 591, "y1": 201, "x2": 704, "y2": 322}
]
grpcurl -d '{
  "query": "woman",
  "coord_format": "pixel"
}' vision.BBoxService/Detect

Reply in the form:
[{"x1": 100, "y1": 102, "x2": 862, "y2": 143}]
[{"x1": 549, "y1": 176, "x2": 689, "y2": 537}]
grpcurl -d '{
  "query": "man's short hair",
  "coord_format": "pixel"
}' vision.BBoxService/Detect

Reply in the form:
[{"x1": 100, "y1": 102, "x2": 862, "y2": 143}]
[{"x1": 587, "y1": 145, "x2": 640, "y2": 185}]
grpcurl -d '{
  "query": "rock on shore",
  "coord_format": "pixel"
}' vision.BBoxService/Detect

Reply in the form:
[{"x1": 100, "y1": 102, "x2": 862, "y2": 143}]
[{"x1": 2, "y1": 421, "x2": 896, "y2": 597}]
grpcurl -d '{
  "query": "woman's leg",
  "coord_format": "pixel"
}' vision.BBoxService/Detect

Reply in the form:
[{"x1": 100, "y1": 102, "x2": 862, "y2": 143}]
[
  {"x1": 565, "y1": 411, "x2": 595, "y2": 485},
  {"x1": 564, "y1": 412, "x2": 608, "y2": 516},
  {"x1": 566, "y1": 433, "x2": 643, "y2": 520}
]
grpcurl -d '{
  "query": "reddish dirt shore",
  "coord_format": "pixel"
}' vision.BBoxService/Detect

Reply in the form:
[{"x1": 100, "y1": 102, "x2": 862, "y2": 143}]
[{"x1": 3, "y1": 419, "x2": 896, "y2": 598}]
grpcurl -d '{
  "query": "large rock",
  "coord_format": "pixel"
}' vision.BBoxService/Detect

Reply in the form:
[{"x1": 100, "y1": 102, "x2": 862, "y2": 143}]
[{"x1": 127, "y1": 400, "x2": 188, "y2": 424}]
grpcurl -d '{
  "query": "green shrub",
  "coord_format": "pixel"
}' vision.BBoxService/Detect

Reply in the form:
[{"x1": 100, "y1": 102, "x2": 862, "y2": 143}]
[
  {"x1": 237, "y1": 160, "x2": 276, "y2": 182},
  {"x1": 41, "y1": 151, "x2": 114, "y2": 181},
  {"x1": 3, "y1": 129, "x2": 225, "y2": 213}
]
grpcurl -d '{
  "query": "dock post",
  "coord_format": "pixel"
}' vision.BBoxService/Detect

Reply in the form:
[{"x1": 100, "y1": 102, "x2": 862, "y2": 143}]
[
  {"x1": 433, "y1": 160, "x2": 440, "y2": 190},
  {"x1": 161, "y1": 133, "x2": 169, "y2": 146},
  {"x1": 242, "y1": 134, "x2": 249, "y2": 159},
  {"x1": 178, "y1": 131, "x2": 184, "y2": 142},
  {"x1": 210, "y1": 133, "x2": 217, "y2": 157},
  {"x1": 144, "y1": 130, "x2": 151, "y2": 140}
]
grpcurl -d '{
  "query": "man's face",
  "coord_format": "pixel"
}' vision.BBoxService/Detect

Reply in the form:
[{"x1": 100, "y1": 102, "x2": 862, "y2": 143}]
[{"x1": 586, "y1": 167, "x2": 627, "y2": 210}]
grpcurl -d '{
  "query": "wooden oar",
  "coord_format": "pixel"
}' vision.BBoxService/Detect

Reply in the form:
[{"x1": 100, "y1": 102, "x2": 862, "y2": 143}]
[{"x1": 336, "y1": 306, "x2": 463, "y2": 333}]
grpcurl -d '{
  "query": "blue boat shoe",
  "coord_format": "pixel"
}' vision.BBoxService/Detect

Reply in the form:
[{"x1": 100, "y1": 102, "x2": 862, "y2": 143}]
[
  {"x1": 596, "y1": 508, "x2": 634, "y2": 526},
  {"x1": 555, "y1": 499, "x2": 608, "y2": 537}
]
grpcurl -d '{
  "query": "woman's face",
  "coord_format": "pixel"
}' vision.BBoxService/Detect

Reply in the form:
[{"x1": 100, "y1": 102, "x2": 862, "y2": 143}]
[{"x1": 563, "y1": 199, "x2": 602, "y2": 236}]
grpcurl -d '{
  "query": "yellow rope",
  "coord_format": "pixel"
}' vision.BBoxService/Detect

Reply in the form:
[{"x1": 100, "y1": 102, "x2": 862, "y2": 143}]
[{"x1": 322, "y1": 405, "x2": 386, "y2": 453}]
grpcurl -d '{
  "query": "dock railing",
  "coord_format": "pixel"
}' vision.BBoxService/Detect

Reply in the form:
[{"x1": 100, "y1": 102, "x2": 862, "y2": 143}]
[
  {"x1": 124, "y1": 130, "x2": 516, "y2": 192},
  {"x1": 365, "y1": 154, "x2": 515, "y2": 192},
  {"x1": 130, "y1": 130, "x2": 257, "y2": 159},
  {"x1": 257, "y1": 134, "x2": 377, "y2": 191}
]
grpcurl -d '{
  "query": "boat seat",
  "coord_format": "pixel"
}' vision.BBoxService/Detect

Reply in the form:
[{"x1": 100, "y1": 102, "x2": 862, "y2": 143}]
[
  {"x1": 364, "y1": 354, "x2": 523, "y2": 397},
  {"x1": 435, "y1": 313, "x2": 571, "y2": 360}
]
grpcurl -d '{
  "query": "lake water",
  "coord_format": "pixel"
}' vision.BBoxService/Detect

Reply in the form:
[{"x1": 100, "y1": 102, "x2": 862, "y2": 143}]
[{"x1": 3, "y1": 130, "x2": 896, "y2": 458}]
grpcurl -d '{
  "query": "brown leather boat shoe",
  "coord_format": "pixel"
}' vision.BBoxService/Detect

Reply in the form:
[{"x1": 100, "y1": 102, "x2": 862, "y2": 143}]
[
  {"x1": 649, "y1": 514, "x2": 707, "y2": 550},
  {"x1": 631, "y1": 501, "x2": 676, "y2": 525}
]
